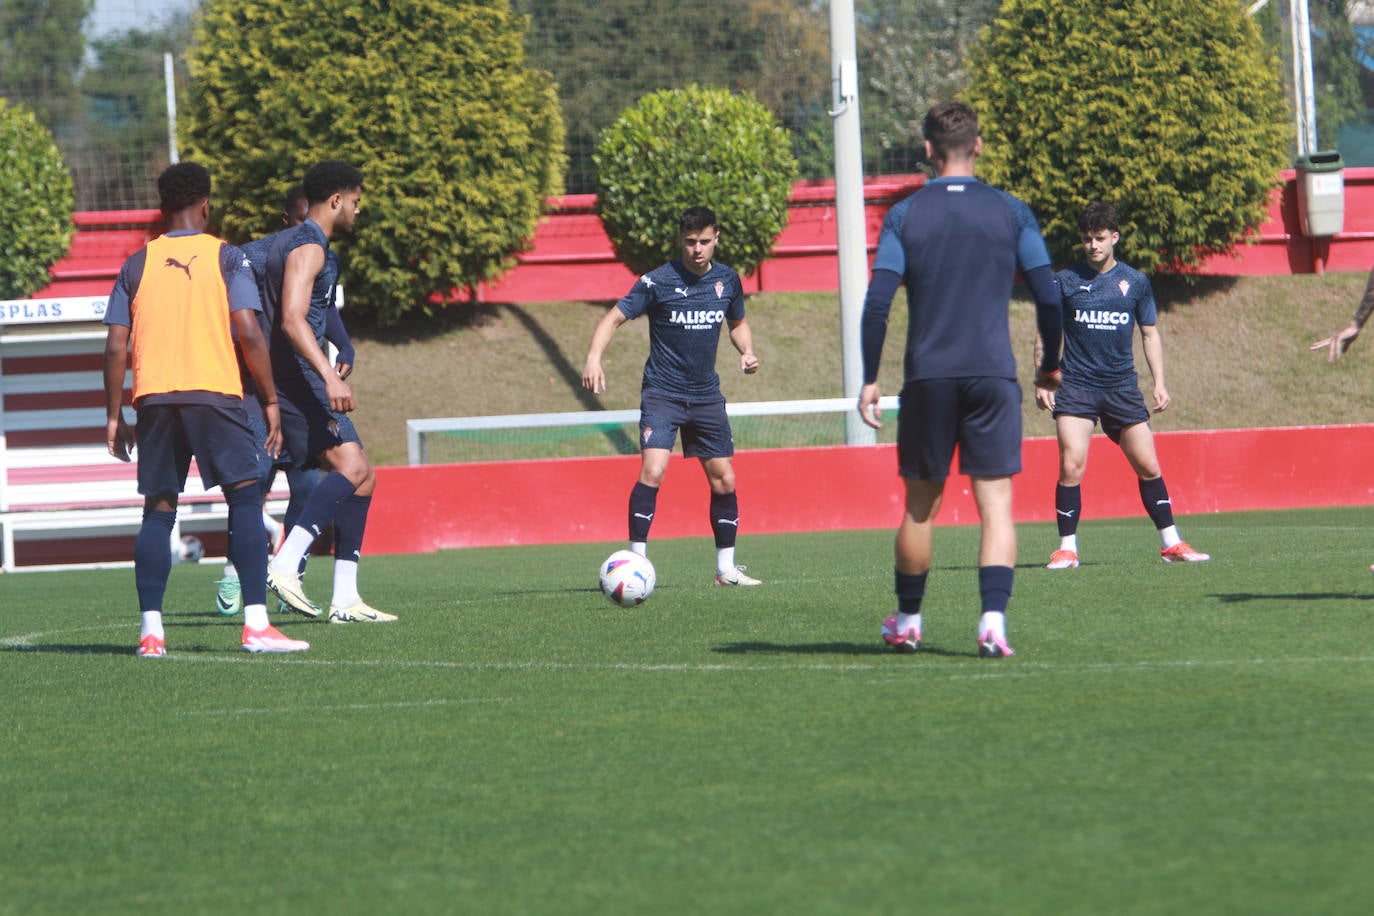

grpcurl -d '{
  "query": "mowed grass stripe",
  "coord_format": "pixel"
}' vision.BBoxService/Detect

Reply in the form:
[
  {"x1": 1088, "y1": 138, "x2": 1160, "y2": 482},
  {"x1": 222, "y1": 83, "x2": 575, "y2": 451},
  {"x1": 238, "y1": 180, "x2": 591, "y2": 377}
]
[{"x1": 2, "y1": 506, "x2": 1373, "y2": 916}]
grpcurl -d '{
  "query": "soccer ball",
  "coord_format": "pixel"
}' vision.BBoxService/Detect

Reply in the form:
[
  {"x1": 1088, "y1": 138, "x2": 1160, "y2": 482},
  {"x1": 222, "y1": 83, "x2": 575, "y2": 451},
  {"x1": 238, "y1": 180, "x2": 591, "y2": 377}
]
[
  {"x1": 599, "y1": 550, "x2": 656, "y2": 607},
  {"x1": 175, "y1": 535, "x2": 204, "y2": 564}
]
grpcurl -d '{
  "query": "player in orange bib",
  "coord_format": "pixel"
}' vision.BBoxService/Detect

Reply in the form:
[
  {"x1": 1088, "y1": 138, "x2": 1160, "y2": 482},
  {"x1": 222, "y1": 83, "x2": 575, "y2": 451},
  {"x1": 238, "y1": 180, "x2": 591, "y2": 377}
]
[{"x1": 103, "y1": 162, "x2": 309, "y2": 656}]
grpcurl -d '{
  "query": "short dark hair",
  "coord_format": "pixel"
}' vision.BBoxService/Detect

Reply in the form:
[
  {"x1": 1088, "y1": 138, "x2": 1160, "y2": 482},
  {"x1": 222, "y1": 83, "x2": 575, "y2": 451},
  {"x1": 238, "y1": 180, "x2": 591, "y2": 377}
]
[
  {"x1": 679, "y1": 206, "x2": 718, "y2": 234},
  {"x1": 284, "y1": 184, "x2": 307, "y2": 212},
  {"x1": 303, "y1": 160, "x2": 363, "y2": 204},
  {"x1": 922, "y1": 102, "x2": 979, "y2": 161},
  {"x1": 157, "y1": 162, "x2": 211, "y2": 215},
  {"x1": 1079, "y1": 200, "x2": 1120, "y2": 235}
]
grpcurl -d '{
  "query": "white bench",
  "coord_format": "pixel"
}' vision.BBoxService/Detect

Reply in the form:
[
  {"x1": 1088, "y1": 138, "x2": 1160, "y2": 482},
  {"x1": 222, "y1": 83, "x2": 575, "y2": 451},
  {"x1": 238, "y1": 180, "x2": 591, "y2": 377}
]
[{"x1": 1, "y1": 304, "x2": 287, "y2": 572}]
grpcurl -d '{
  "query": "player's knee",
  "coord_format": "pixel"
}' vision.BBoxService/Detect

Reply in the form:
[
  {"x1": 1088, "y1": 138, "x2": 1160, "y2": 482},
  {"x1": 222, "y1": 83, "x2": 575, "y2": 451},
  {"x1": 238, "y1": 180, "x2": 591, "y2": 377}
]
[
  {"x1": 144, "y1": 494, "x2": 178, "y2": 513},
  {"x1": 1059, "y1": 459, "x2": 1087, "y2": 484},
  {"x1": 333, "y1": 457, "x2": 371, "y2": 489}
]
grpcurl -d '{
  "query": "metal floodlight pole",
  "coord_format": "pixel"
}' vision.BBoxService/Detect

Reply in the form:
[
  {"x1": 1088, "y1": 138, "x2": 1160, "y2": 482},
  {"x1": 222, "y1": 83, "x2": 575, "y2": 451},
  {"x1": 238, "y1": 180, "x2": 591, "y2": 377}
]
[
  {"x1": 164, "y1": 52, "x2": 179, "y2": 164},
  {"x1": 1290, "y1": 0, "x2": 1318, "y2": 154},
  {"x1": 828, "y1": 0, "x2": 875, "y2": 446},
  {"x1": 1248, "y1": 0, "x2": 1318, "y2": 154}
]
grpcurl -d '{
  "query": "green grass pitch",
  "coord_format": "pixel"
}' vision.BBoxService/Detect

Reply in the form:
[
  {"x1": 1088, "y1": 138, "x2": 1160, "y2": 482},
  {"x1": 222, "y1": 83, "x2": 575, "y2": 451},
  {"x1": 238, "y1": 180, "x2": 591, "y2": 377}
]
[{"x1": 3, "y1": 507, "x2": 1373, "y2": 915}]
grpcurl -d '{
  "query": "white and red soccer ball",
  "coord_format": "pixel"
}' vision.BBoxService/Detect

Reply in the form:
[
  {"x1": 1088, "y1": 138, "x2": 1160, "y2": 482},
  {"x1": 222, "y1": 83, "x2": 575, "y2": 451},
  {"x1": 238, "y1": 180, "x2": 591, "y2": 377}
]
[{"x1": 598, "y1": 549, "x2": 656, "y2": 607}]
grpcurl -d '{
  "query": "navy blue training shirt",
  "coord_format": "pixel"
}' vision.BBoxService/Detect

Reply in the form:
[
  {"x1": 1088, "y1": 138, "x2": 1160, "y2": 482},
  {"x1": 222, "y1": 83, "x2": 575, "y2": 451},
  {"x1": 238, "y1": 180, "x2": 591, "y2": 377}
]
[
  {"x1": 1055, "y1": 260, "x2": 1157, "y2": 390},
  {"x1": 616, "y1": 259, "x2": 747, "y2": 401},
  {"x1": 862, "y1": 177, "x2": 1054, "y2": 383},
  {"x1": 262, "y1": 219, "x2": 340, "y2": 379}
]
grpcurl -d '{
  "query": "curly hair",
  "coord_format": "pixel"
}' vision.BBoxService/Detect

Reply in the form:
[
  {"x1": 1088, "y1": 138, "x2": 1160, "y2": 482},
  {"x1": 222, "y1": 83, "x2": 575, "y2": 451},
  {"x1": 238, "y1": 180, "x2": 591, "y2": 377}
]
[
  {"x1": 157, "y1": 162, "x2": 211, "y2": 214},
  {"x1": 303, "y1": 160, "x2": 364, "y2": 204}
]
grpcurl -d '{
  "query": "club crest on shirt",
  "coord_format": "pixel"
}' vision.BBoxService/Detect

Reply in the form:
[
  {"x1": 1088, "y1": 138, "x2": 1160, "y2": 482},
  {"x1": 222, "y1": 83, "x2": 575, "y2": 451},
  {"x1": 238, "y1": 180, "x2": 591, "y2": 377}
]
[
  {"x1": 1118, "y1": 280, "x2": 1130, "y2": 296},
  {"x1": 715, "y1": 281, "x2": 724, "y2": 299}
]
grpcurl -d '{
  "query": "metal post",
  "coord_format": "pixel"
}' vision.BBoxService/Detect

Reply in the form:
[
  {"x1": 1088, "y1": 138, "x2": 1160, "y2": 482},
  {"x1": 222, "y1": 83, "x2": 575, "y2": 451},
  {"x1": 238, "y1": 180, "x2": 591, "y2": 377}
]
[
  {"x1": 1291, "y1": 0, "x2": 1317, "y2": 154},
  {"x1": 828, "y1": 0, "x2": 875, "y2": 446},
  {"x1": 164, "y1": 52, "x2": 179, "y2": 164},
  {"x1": 1246, "y1": 0, "x2": 1317, "y2": 157}
]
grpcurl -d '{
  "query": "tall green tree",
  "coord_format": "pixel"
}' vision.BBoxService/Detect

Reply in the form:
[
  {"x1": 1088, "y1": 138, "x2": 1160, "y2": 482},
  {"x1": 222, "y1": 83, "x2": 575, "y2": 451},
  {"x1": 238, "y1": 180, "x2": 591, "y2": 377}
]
[
  {"x1": 182, "y1": 0, "x2": 565, "y2": 325},
  {"x1": 73, "y1": 14, "x2": 194, "y2": 211},
  {"x1": 856, "y1": 0, "x2": 999, "y2": 175},
  {"x1": 0, "y1": 0, "x2": 90, "y2": 131},
  {"x1": 966, "y1": 0, "x2": 1288, "y2": 272},
  {"x1": 513, "y1": 0, "x2": 829, "y2": 191},
  {"x1": 1310, "y1": 0, "x2": 1363, "y2": 150}
]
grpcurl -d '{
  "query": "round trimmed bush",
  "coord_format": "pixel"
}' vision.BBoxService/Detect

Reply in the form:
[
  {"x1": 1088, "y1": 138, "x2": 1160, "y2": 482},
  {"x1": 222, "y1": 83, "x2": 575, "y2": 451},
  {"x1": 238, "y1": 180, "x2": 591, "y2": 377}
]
[
  {"x1": 595, "y1": 85, "x2": 798, "y2": 276},
  {"x1": 0, "y1": 99, "x2": 75, "y2": 299}
]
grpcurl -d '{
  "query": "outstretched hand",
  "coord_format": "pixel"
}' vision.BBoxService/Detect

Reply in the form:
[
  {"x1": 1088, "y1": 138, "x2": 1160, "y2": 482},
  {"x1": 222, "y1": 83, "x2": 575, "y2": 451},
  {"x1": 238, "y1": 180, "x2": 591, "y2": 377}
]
[{"x1": 1311, "y1": 323, "x2": 1360, "y2": 362}]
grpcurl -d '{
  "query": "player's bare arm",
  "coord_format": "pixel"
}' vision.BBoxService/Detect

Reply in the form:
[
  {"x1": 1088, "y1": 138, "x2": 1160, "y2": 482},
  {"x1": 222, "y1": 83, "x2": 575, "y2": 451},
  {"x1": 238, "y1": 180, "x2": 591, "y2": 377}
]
[
  {"x1": 1140, "y1": 324, "x2": 1170, "y2": 412},
  {"x1": 727, "y1": 317, "x2": 758, "y2": 374},
  {"x1": 1312, "y1": 265, "x2": 1374, "y2": 361},
  {"x1": 283, "y1": 243, "x2": 354, "y2": 412},
  {"x1": 582, "y1": 306, "x2": 628, "y2": 394},
  {"x1": 232, "y1": 309, "x2": 281, "y2": 457},
  {"x1": 102, "y1": 323, "x2": 135, "y2": 461}
]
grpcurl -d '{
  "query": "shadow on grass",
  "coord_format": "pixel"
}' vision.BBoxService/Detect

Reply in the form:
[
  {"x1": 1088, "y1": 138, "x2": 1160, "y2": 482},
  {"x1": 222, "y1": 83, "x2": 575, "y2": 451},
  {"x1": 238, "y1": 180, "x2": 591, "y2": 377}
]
[
  {"x1": 1150, "y1": 273, "x2": 1241, "y2": 312},
  {"x1": 712, "y1": 640, "x2": 978, "y2": 658},
  {"x1": 1211, "y1": 591, "x2": 1374, "y2": 603},
  {"x1": 0, "y1": 642, "x2": 225, "y2": 656},
  {"x1": 502, "y1": 303, "x2": 638, "y2": 455},
  {"x1": 346, "y1": 301, "x2": 507, "y2": 341}
]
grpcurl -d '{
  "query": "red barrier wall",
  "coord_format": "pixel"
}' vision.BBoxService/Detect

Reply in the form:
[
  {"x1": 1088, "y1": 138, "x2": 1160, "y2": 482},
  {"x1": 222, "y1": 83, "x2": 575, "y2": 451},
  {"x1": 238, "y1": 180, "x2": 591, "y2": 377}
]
[
  {"x1": 37, "y1": 167, "x2": 1374, "y2": 304},
  {"x1": 33, "y1": 177, "x2": 926, "y2": 303},
  {"x1": 361, "y1": 425, "x2": 1374, "y2": 555}
]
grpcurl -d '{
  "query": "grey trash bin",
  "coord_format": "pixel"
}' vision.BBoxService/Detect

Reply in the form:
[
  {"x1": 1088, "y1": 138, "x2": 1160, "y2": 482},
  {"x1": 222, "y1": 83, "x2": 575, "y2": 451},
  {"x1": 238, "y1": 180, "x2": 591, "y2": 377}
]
[{"x1": 1295, "y1": 151, "x2": 1344, "y2": 237}]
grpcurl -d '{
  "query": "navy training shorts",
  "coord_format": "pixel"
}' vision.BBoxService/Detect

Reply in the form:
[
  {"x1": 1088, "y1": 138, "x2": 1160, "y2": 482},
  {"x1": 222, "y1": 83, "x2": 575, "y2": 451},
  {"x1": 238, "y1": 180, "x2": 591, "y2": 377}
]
[
  {"x1": 896, "y1": 377, "x2": 1022, "y2": 481},
  {"x1": 639, "y1": 390, "x2": 734, "y2": 458},
  {"x1": 275, "y1": 370, "x2": 362, "y2": 471},
  {"x1": 243, "y1": 388, "x2": 295, "y2": 481},
  {"x1": 134, "y1": 401, "x2": 262, "y2": 496},
  {"x1": 1051, "y1": 383, "x2": 1150, "y2": 443}
]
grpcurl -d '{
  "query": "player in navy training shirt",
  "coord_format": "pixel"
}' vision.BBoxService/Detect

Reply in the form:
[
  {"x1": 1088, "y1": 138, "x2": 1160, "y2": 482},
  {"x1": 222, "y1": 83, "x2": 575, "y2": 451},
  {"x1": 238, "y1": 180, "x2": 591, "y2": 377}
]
[
  {"x1": 582, "y1": 207, "x2": 762, "y2": 586},
  {"x1": 858, "y1": 101, "x2": 1064, "y2": 658},
  {"x1": 261, "y1": 160, "x2": 397, "y2": 624},
  {"x1": 1035, "y1": 201, "x2": 1209, "y2": 568},
  {"x1": 214, "y1": 184, "x2": 360, "y2": 616}
]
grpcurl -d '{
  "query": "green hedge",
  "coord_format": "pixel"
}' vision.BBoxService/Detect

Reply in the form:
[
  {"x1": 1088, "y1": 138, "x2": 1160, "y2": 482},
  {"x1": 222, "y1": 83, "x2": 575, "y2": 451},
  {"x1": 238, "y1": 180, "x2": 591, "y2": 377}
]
[
  {"x1": 0, "y1": 98, "x2": 74, "y2": 299},
  {"x1": 181, "y1": 0, "x2": 565, "y2": 325},
  {"x1": 966, "y1": 0, "x2": 1288, "y2": 272},
  {"x1": 595, "y1": 85, "x2": 798, "y2": 276}
]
